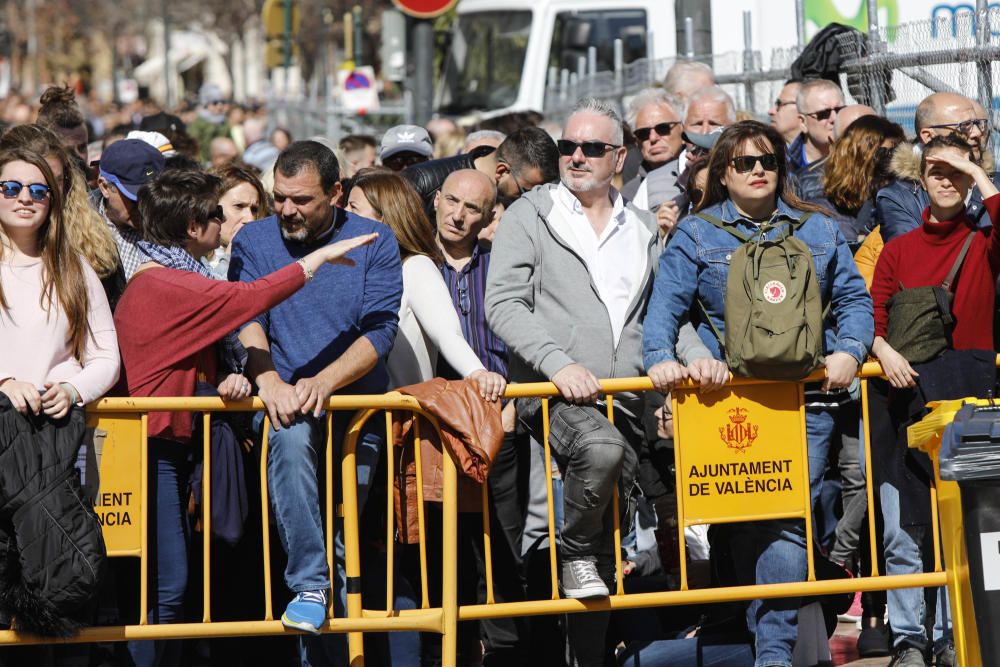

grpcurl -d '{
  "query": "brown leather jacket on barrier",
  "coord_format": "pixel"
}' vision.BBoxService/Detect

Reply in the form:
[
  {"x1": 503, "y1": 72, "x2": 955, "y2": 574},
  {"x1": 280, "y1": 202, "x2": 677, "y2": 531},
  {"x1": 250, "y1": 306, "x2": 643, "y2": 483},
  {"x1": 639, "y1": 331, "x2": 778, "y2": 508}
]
[{"x1": 392, "y1": 378, "x2": 503, "y2": 544}]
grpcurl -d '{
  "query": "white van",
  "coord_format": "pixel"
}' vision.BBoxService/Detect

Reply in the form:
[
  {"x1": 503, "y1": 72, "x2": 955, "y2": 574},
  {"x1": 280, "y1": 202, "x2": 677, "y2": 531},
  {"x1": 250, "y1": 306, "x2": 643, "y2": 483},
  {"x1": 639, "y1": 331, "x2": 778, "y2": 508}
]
[{"x1": 435, "y1": 0, "x2": 675, "y2": 117}]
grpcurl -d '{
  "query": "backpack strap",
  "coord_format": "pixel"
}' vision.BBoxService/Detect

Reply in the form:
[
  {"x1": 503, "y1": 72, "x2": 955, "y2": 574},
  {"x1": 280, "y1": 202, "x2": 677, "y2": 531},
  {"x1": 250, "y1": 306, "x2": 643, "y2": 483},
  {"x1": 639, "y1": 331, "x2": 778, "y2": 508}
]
[
  {"x1": 940, "y1": 231, "x2": 977, "y2": 292},
  {"x1": 694, "y1": 213, "x2": 753, "y2": 243},
  {"x1": 696, "y1": 298, "x2": 725, "y2": 350}
]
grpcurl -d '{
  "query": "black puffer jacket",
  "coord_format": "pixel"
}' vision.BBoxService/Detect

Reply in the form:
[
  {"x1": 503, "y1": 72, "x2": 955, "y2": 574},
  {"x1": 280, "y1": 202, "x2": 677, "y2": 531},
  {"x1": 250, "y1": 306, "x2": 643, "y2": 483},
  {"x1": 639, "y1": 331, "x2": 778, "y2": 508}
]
[
  {"x1": 402, "y1": 144, "x2": 496, "y2": 223},
  {"x1": 0, "y1": 397, "x2": 106, "y2": 636}
]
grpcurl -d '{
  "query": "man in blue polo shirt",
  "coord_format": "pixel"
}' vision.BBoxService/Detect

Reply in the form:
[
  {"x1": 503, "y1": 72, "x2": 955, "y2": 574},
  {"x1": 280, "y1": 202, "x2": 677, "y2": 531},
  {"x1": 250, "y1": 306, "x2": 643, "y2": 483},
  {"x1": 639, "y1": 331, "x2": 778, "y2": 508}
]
[{"x1": 230, "y1": 141, "x2": 402, "y2": 653}]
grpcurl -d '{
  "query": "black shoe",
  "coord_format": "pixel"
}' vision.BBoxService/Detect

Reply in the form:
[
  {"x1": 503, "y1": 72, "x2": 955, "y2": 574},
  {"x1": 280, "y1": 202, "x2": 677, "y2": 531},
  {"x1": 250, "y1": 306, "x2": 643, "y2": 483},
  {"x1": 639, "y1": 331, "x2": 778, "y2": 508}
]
[{"x1": 857, "y1": 618, "x2": 891, "y2": 657}]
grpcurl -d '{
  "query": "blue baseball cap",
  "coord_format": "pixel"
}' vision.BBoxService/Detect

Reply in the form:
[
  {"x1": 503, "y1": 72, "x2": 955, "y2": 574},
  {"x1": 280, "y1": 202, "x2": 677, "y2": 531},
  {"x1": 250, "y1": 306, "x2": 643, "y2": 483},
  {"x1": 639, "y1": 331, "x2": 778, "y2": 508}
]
[{"x1": 98, "y1": 139, "x2": 165, "y2": 201}]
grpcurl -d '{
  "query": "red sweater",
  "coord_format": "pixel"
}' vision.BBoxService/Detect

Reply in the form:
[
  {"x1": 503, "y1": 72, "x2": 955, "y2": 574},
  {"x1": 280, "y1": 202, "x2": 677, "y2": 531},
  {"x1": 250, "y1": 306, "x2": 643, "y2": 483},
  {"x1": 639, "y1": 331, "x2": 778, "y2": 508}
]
[
  {"x1": 872, "y1": 193, "x2": 1000, "y2": 350},
  {"x1": 114, "y1": 262, "x2": 305, "y2": 441}
]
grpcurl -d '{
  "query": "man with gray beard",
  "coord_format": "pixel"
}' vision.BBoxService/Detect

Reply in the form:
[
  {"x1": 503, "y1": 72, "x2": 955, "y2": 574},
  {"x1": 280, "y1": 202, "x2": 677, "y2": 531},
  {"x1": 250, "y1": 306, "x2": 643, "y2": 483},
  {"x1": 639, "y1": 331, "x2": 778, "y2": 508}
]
[{"x1": 230, "y1": 140, "x2": 402, "y2": 661}]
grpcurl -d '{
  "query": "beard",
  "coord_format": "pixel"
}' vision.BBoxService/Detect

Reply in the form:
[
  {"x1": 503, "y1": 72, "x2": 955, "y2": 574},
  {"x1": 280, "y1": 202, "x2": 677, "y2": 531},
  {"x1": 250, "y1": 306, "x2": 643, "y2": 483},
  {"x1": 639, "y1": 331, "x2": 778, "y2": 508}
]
[
  {"x1": 560, "y1": 169, "x2": 611, "y2": 193},
  {"x1": 279, "y1": 215, "x2": 311, "y2": 242}
]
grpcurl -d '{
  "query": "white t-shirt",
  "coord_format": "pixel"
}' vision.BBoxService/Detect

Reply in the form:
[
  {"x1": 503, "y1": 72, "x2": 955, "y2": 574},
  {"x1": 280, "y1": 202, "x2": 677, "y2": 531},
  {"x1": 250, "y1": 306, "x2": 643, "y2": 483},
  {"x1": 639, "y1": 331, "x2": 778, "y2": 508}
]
[{"x1": 547, "y1": 183, "x2": 651, "y2": 346}]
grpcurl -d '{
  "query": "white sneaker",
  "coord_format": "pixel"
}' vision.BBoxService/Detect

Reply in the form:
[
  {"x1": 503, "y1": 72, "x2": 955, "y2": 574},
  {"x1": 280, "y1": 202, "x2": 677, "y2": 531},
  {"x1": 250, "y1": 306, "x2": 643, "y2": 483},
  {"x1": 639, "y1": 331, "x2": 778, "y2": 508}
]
[{"x1": 561, "y1": 559, "x2": 609, "y2": 599}]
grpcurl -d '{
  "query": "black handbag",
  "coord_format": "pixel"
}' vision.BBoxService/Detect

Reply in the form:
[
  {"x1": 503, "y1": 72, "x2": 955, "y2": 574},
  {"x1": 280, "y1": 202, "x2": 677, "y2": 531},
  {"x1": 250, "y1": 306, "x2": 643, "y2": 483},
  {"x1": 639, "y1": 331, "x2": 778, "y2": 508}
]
[{"x1": 885, "y1": 231, "x2": 976, "y2": 363}]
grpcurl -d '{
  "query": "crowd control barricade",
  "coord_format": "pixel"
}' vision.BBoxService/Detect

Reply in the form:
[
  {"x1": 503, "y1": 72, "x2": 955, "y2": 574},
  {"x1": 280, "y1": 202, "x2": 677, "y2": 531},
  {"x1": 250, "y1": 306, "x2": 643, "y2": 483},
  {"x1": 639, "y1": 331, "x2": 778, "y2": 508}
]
[{"x1": 0, "y1": 366, "x2": 983, "y2": 666}]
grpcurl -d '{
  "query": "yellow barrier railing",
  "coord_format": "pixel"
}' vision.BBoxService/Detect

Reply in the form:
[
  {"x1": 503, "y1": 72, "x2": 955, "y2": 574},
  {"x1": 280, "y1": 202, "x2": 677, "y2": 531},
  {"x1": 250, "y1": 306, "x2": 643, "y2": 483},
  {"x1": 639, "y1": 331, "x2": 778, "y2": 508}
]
[{"x1": 0, "y1": 363, "x2": 979, "y2": 667}]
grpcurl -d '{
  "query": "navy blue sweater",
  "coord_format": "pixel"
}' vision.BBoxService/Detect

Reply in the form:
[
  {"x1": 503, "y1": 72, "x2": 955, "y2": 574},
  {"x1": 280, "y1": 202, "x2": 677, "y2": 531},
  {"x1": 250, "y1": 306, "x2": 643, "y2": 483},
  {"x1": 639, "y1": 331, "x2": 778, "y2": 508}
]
[{"x1": 229, "y1": 210, "x2": 402, "y2": 393}]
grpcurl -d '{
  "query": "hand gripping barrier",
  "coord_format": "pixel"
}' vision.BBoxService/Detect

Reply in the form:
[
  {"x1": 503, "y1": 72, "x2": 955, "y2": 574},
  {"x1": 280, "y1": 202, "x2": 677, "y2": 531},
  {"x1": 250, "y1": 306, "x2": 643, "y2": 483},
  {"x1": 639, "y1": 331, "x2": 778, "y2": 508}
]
[{"x1": 0, "y1": 362, "x2": 984, "y2": 666}]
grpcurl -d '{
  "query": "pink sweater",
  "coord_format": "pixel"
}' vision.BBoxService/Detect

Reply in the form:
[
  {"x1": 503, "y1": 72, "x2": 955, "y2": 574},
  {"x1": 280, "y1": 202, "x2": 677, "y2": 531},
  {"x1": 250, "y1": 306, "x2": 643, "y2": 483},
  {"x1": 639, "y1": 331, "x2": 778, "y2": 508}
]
[{"x1": 0, "y1": 257, "x2": 119, "y2": 403}]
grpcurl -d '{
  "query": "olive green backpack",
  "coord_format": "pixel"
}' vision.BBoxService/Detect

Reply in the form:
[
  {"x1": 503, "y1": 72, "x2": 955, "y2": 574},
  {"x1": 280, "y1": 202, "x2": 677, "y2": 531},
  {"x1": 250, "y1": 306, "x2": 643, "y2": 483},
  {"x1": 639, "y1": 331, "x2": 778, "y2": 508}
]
[{"x1": 696, "y1": 213, "x2": 824, "y2": 380}]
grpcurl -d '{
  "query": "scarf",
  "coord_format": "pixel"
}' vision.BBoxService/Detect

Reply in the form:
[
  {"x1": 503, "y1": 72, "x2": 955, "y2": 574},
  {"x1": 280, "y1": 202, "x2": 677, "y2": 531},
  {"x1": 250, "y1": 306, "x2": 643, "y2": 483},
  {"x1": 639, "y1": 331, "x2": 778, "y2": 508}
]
[{"x1": 138, "y1": 240, "x2": 247, "y2": 374}]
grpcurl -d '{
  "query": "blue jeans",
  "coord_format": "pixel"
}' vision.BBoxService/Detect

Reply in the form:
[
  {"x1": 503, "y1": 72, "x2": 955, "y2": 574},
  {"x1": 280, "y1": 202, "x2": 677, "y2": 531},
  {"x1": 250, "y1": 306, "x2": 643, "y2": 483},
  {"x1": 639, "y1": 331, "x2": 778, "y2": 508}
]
[
  {"x1": 128, "y1": 439, "x2": 189, "y2": 667},
  {"x1": 619, "y1": 638, "x2": 755, "y2": 666},
  {"x1": 254, "y1": 412, "x2": 381, "y2": 667},
  {"x1": 729, "y1": 407, "x2": 835, "y2": 667},
  {"x1": 880, "y1": 481, "x2": 951, "y2": 651}
]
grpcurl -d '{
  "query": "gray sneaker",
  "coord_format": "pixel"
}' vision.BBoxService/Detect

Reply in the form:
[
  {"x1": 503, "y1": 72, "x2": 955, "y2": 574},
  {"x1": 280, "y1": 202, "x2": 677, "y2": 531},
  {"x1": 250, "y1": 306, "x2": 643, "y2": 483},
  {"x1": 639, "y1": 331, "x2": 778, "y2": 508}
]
[
  {"x1": 890, "y1": 647, "x2": 929, "y2": 667},
  {"x1": 560, "y1": 559, "x2": 609, "y2": 599}
]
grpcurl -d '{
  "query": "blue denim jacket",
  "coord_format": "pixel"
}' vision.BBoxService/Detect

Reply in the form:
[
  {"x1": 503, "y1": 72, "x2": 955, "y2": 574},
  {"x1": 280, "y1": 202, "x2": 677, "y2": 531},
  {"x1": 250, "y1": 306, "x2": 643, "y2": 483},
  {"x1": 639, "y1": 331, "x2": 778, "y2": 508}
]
[{"x1": 642, "y1": 198, "x2": 874, "y2": 369}]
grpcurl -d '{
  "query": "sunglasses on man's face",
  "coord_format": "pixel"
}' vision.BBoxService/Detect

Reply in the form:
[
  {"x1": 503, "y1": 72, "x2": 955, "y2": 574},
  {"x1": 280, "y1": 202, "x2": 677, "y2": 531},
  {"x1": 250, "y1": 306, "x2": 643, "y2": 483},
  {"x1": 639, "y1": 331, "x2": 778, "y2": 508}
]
[
  {"x1": 0, "y1": 180, "x2": 52, "y2": 202},
  {"x1": 729, "y1": 153, "x2": 780, "y2": 174},
  {"x1": 633, "y1": 121, "x2": 681, "y2": 142},
  {"x1": 556, "y1": 139, "x2": 620, "y2": 158},
  {"x1": 802, "y1": 106, "x2": 845, "y2": 122}
]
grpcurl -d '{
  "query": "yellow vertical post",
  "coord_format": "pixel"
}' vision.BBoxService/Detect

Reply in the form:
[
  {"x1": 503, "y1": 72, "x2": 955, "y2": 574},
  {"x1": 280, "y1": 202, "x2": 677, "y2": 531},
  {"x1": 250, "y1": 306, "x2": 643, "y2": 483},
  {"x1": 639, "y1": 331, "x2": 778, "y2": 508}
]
[
  {"x1": 440, "y1": 418, "x2": 459, "y2": 667},
  {"x1": 385, "y1": 410, "x2": 395, "y2": 615},
  {"x1": 672, "y1": 393, "x2": 689, "y2": 591},
  {"x1": 261, "y1": 419, "x2": 274, "y2": 621},
  {"x1": 140, "y1": 414, "x2": 149, "y2": 624},
  {"x1": 326, "y1": 411, "x2": 335, "y2": 621},
  {"x1": 343, "y1": 410, "x2": 372, "y2": 665},
  {"x1": 860, "y1": 380, "x2": 881, "y2": 576},
  {"x1": 202, "y1": 413, "x2": 212, "y2": 623},
  {"x1": 414, "y1": 418, "x2": 429, "y2": 607},
  {"x1": 541, "y1": 398, "x2": 559, "y2": 599},
  {"x1": 481, "y1": 482, "x2": 495, "y2": 604},
  {"x1": 606, "y1": 397, "x2": 624, "y2": 595},
  {"x1": 799, "y1": 384, "x2": 815, "y2": 581}
]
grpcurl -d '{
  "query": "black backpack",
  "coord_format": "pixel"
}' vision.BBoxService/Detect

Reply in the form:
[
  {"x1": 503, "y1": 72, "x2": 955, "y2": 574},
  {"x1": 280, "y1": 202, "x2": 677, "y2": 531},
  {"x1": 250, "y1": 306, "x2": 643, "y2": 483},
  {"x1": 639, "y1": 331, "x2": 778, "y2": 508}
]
[{"x1": 789, "y1": 23, "x2": 894, "y2": 107}]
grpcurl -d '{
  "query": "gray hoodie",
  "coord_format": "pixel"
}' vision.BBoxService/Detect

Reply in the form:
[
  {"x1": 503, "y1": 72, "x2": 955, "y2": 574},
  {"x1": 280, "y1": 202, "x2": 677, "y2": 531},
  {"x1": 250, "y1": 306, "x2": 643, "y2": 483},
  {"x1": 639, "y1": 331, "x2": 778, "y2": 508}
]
[{"x1": 486, "y1": 184, "x2": 708, "y2": 394}]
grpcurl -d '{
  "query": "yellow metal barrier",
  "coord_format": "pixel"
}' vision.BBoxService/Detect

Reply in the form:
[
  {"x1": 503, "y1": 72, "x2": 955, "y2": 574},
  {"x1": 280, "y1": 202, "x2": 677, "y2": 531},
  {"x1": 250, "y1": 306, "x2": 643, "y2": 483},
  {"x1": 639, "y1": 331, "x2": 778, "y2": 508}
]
[{"x1": 0, "y1": 364, "x2": 979, "y2": 667}]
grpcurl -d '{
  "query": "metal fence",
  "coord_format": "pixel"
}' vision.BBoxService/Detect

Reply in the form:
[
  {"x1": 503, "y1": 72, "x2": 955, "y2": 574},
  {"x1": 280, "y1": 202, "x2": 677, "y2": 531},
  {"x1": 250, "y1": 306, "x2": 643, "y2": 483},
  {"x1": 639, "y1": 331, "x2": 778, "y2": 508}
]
[
  {"x1": 266, "y1": 93, "x2": 414, "y2": 144},
  {"x1": 541, "y1": 7, "x2": 1000, "y2": 137}
]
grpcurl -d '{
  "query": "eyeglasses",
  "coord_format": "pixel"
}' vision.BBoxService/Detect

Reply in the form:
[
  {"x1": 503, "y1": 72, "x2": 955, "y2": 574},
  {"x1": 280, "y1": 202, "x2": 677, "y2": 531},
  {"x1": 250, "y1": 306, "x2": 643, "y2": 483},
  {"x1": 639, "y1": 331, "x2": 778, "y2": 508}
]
[
  {"x1": 633, "y1": 122, "x2": 681, "y2": 142},
  {"x1": 498, "y1": 159, "x2": 526, "y2": 195},
  {"x1": 773, "y1": 98, "x2": 797, "y2": 109},
  {"x1": 802, "y1": 105, "x2": 846, "y2": 121},
  {"x1": 456, "y1": 273, "x2": 470, "y2": 315},
  {"x1": 729, "y1": 154, "x2": 780, "y2": 173},
  {"x1": 383, "y1": 153, "x2": 428, "y2": 171},
  {"x1": 556, "y1": 139, "x2": 620, "y2": 158},
  {"x1": 0, "y1": 180, "x2": 52, "y2": 202},
  {"x1": 928, "y1": 118, "x2": 989, "y2": 137}
]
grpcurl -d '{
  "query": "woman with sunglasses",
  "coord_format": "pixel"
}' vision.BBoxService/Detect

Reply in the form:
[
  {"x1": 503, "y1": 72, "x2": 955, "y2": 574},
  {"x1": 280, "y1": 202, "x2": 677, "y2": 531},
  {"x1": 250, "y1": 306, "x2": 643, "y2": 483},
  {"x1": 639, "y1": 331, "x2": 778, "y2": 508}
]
[
  {"x1": 112, "y1": 168, "x2": 376, "y2": 667},
  {"x1": 345, "y1": 169, "x2": 506, "y2": 399},
  {"x1": 642, "y1": 120, "x2": 873, "y2": 667},
  {"x1": 0, "y1": 145, "x2": 119, "y2": 418}
]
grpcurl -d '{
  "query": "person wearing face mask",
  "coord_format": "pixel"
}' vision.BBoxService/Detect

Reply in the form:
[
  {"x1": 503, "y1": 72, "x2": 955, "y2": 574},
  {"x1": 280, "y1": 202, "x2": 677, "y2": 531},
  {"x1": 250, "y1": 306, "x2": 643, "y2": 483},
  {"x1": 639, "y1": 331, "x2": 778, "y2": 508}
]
[
  {"x1": 643, "y1": 121, "x2": 873, "y2": 667},
  {"x1": 204, "y1": 164, "x2": 270, "y2": 279}
]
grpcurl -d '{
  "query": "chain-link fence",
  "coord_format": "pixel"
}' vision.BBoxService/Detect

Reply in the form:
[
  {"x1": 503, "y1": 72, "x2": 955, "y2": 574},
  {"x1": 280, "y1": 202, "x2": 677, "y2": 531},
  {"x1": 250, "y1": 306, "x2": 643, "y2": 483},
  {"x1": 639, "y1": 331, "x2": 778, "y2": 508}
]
[{"x1": 542, "y1": 7, "x2": 1000, "y2": 138}]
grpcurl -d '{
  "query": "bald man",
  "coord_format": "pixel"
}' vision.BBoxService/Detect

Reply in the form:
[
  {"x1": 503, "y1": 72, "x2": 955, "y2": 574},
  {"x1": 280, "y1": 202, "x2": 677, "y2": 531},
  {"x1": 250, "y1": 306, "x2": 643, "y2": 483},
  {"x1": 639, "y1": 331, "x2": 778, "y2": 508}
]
[
  {"x1": 833, "y1": 104, "x2": 875, "y2": 141},
  {"x1": 877, "y1": 91, "x2": 999, "y2": 242}
]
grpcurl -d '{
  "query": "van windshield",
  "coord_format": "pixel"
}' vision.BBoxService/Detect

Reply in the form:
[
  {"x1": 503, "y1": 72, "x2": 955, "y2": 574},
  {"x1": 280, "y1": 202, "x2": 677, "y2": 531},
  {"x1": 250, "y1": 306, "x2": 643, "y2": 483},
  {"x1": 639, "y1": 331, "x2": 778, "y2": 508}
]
[{"x1": 437, "y1": 10, "x2": 532, "y2": 114}]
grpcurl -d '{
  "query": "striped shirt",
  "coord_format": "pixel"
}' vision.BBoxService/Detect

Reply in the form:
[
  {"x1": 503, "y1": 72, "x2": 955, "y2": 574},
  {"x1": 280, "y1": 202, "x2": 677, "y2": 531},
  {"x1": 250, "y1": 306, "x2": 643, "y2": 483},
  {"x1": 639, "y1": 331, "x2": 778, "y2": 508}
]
[{"x1": 438, "y1": 244, "x2": 509, "y2": 379}]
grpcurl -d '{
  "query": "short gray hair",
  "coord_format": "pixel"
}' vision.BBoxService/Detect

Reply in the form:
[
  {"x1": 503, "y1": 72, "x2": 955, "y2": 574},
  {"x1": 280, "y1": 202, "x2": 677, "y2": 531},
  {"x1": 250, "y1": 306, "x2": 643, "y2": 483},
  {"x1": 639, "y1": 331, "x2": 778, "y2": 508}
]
[
  {"x1": 462, "y1": 129, "x2": 506, "y2": 152},
  {"x1": 686, "y1": 86, "x2": 736, "y2": 124},
  {"x1": 795, "y1": 79, "x2": 845, "y2": 112},
  {"x1": 625, "y1": 88, "x2": 686, "y2": 129},
  {"x1": 663, "y1": 61, "x2": 715, "y2": 95},
  {"x1": 568, "y1": 97, "x2": 624, "y2": 145}
]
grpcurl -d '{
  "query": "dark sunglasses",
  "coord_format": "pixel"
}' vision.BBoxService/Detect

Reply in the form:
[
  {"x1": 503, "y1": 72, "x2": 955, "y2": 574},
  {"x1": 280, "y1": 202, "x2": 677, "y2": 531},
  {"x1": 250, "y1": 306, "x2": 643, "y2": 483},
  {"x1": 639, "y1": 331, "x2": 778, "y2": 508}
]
[
  {"x1": 773, "y1": 98, "x2": 796, "y2": 109},
  {"x1": 803, "y1": 106, "x2": 846, "y2": 121},
  {"x1": 730, "y1": 154, "x2": 780, "y2": 173},
  {"x1": 556, "y1": 139, "x2": 620, "y2": 158},
  {"x1": 928, "y1": 118, "x2": 989, "y2": 137},
  {"x1": 633, "y1": 122, "x2": 681, "y2": 142},
  {"x1": 0, "y1": 180, "x2": 52, "y2": 202},
  {"x1": 205, "y1": 205, "x2": 224, "y2": 222}
]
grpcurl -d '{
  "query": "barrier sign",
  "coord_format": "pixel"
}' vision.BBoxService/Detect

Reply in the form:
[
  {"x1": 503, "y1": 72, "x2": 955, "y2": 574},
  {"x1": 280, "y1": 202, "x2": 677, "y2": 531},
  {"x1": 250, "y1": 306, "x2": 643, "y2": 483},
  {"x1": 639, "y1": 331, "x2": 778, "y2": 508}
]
[
  {"x1": 674, "y1": 382, "x2": 808, "y2": 526},
  {"x1": 87, "y1": 414, "x2": 142, "y2": 554}
]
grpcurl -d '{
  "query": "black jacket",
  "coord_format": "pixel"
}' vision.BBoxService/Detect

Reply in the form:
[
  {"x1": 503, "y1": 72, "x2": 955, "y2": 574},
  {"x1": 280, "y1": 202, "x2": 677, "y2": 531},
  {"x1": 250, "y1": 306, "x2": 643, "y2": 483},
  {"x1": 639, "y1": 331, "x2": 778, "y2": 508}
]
[
  {"x1": 0, "y1": 398, "x2": 106, "y2": 636},
  {"x1": 402, "y1": 145, "x2": 496, "y2": 223}
]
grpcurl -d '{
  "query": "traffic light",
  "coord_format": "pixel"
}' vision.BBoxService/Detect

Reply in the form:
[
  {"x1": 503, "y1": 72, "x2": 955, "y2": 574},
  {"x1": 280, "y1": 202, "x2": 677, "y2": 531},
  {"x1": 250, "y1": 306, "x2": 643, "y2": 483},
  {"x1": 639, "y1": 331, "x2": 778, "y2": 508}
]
[
  {"x1": 264, "y1": 39, "x2": 301, "y2": 70},
  {"x1": 262, "y1": 0, "x2": 300, "y2": 40}
]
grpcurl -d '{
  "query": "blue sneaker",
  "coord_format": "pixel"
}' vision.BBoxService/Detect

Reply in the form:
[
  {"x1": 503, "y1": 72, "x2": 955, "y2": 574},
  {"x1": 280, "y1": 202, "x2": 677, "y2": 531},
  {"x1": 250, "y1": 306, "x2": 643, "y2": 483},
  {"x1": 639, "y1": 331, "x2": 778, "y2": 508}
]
[{"x1": 281, "y1": 590, "x2": 328, "y2": 634}]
